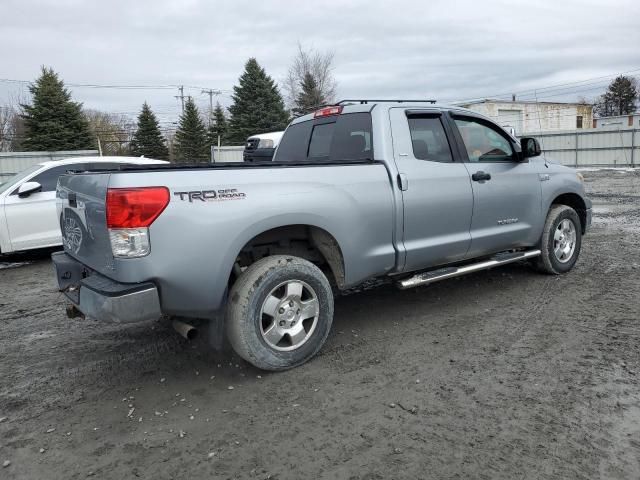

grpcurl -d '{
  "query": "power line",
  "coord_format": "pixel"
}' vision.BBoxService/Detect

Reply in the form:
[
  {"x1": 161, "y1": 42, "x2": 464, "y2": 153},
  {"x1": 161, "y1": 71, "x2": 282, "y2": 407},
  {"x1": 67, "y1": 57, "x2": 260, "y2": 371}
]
[
  {"x1": 447, "y1": 67, "x2": 640, "y2": 104},
  {"x1": 0, "y1": 77, "x2": 232, "y2": 93}
]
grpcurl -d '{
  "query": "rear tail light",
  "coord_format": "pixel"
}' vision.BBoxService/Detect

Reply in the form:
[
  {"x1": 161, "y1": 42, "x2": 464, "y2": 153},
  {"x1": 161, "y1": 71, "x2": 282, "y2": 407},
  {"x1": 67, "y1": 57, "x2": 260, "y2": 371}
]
[
  {"x1": 106, "y1": 187, "x2": 169, "y2": 258},
  {"x1": 106, "y1": 187, "x2": 169, "y2": 228},
  {"x1": 314, "y1": 105, "x2": 343, "y2": 118}
]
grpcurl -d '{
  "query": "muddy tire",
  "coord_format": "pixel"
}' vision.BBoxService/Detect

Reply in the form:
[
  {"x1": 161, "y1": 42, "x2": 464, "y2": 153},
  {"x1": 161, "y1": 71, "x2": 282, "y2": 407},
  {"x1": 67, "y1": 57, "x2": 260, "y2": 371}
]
[
  {"x1": 534, "y1": 205, "x2": 582, "y2": 274},
  {"x1": 226, "y1": 255, "x2": 334, "y2": 371}
]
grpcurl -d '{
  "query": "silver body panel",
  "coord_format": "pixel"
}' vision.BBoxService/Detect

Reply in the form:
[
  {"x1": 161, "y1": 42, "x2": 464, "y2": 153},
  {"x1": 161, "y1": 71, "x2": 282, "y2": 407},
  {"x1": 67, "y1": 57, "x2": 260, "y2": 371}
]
[
  {"x1": 58, "y1": 163, "x2": 397, "y2": 317},
  {"x1": 56, "y1": 103, "x2": 591, "y2": 320}
]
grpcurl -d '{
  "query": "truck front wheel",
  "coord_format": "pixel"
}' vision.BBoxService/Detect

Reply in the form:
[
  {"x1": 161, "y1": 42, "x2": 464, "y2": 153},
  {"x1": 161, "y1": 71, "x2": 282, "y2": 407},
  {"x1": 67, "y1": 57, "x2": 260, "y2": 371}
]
[
  {"x1": 226, "y1": 255, "x2": 334, "y2": 371},
  {"x1": 534, "y1": 204, "x2": 582, "y2": 274}
]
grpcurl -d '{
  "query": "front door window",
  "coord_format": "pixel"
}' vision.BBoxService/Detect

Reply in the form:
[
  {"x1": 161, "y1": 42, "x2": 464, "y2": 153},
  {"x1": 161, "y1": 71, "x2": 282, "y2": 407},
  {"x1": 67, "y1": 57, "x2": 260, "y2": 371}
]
[{"x1": 454, "y1": 118, "x2": 514, "y2": 162}]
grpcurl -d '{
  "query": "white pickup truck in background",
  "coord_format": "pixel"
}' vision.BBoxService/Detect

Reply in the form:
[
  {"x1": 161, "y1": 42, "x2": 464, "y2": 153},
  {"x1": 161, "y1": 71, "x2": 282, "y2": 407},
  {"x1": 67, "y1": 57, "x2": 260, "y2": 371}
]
[
  {"x1": 0, "y1": 156, "x2": 166, "y2": 254},
  {"x1": 243, "y1": 131, "x2": 284, "y2": 162}
]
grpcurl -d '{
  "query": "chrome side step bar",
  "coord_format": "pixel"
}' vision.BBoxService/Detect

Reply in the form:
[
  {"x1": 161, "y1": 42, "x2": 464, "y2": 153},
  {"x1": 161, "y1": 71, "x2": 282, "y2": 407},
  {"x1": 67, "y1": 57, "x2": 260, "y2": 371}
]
[{"x1": 397, "y1": 249, "x2": 541, "y2": 290}]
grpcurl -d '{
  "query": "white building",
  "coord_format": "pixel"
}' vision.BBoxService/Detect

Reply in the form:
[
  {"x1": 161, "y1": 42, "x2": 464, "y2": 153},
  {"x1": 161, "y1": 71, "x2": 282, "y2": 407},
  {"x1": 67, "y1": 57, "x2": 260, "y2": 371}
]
[
  {"x1": 459, "y1": 99, "x2": 594, "y2": 135},
  {"x1": 593, "y1": 113, "x2": 640, "y2": 129}
]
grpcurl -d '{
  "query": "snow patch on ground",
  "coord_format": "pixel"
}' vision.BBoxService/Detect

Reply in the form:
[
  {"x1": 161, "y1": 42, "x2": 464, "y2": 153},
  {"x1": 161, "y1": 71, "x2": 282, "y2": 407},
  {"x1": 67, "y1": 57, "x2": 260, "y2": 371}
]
[
  {"x1": 577, "y1": 167, "x2": 638, "y2": 172},
  {"x1": 0, "y1": 261, "x2": 33, "y2": 270}
]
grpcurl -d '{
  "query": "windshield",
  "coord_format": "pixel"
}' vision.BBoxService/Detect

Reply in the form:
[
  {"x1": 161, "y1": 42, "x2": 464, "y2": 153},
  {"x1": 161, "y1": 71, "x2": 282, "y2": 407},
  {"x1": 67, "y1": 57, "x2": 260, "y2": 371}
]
[{"x1": 0, "y1": 165, "x2": 42, "y2": 195}]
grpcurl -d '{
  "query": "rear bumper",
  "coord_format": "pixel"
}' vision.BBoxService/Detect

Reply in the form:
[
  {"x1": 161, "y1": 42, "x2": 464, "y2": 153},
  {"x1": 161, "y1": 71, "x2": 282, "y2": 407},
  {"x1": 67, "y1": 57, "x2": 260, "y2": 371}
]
[{"x1": 52, "y1": 251, "x2": 161, "y2": 323}]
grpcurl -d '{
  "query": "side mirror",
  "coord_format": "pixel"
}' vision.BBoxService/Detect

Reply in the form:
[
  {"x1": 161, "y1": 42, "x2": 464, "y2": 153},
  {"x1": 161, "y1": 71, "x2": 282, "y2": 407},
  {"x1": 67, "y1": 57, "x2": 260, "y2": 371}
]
[
  {"x1": 520, "y1": 137, "x2": 541, "y2": 158},
  {"x1": 17, "y1": 181, "x2": 42, "y2": 198}
]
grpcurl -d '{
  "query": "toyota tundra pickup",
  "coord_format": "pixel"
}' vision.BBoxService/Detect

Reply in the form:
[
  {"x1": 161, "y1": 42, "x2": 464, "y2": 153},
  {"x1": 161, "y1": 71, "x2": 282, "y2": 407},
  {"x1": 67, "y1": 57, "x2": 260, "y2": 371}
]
[{"x1": 52, "y1": 100, "x2": 592, "y2": 371}]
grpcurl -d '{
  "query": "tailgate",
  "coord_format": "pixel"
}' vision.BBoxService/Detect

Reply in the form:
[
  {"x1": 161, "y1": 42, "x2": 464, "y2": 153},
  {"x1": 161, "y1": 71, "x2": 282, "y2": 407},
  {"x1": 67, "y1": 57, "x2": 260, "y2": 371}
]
[{"x1": 57, "y1": 173, "x2": 115, "y2": 274}]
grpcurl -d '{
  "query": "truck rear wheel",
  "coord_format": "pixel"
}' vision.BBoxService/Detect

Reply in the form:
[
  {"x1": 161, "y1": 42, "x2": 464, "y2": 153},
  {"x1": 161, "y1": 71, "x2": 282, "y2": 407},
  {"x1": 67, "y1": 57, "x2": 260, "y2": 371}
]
[
  {"x1": 534, "y1": 204, "x2": 582, "y2": 274},
  {"x1": 226, "y1": 255, "x2": 334, "y2": 371}
]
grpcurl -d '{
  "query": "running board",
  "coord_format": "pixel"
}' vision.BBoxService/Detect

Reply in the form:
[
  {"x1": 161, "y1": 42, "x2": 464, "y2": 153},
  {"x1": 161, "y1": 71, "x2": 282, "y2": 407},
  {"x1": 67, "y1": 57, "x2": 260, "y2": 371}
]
[{"x1": 397, "y1": 249, "x2": 541, "y2": 290}]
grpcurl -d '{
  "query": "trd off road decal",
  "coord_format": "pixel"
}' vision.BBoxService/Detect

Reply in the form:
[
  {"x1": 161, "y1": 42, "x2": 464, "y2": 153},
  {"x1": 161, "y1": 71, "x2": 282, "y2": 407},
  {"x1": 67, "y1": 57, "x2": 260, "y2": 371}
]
[{"x1": 173, "y1": 188, "x2": 246, "y2": 202}]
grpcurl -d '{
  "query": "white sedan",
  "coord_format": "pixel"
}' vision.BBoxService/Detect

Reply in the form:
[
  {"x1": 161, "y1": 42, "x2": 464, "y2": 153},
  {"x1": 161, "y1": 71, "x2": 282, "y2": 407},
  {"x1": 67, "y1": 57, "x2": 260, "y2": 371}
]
[{"x1": 0, "y1": 156, "x2": 167, "y2": 255}]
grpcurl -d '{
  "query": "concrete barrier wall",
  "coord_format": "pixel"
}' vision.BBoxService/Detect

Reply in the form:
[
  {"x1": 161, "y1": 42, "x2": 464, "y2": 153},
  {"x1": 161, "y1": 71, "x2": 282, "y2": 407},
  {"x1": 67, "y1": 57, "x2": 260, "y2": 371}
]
[
  {"x1": 212, "y1": 146, "x2": 244, "y2": 163},
  {"x1": 0, "y1": 150, "x2": 99, "y2": 182}
]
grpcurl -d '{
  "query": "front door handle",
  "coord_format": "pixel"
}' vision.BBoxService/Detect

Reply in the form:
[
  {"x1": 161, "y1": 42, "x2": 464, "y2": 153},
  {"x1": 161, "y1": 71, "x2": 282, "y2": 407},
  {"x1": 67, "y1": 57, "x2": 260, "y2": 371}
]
[{"x1": 472, "y1": 171, "x2": 491, "y2": 182}]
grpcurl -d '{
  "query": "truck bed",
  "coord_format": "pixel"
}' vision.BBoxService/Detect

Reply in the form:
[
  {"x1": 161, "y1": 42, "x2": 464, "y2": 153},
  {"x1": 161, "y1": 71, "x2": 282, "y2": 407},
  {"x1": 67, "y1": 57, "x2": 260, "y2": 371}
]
[{"x1": 56, "y1": 162, "x2": 398, "y2": 318}]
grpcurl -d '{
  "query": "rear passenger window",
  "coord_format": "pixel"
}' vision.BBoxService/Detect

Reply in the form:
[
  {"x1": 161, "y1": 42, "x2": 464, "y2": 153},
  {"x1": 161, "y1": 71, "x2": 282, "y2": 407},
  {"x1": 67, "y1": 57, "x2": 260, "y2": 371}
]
[
  {"x1": 275, "y1": 113, "x2": 373, "y2": 163},
  {"x1": 329, "y1": 113, "x2": 372, "y2": 161},
  {"x1": 274, "y1": 121, "x2": 313, "y2": 162},
  {"x1": 407, "y1": 116, "x2": 453, "y2": 163},
  {"x1": 308, "y1": 123, "x2": 335, "y2": 158}
]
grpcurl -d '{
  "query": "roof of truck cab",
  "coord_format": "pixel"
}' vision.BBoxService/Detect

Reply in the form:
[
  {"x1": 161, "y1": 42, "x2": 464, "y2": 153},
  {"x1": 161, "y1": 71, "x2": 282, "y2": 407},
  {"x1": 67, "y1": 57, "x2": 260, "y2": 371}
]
[
  {"x1": 37, "y1": 156, "x2": 168, "y2": 167},
  {"x1": 289, "y1": 102, "x2": 489, "y2": 125}
]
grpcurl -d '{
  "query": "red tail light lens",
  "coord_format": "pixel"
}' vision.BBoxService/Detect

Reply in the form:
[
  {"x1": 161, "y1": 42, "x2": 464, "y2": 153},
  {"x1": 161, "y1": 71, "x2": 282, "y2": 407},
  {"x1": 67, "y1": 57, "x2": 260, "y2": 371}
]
[
  {"x1": 106, "y1": 187, "x2": 170, "y2": 228},
  {"x1": 314, "y1": 105, "x2": 343, "y2": 118}
]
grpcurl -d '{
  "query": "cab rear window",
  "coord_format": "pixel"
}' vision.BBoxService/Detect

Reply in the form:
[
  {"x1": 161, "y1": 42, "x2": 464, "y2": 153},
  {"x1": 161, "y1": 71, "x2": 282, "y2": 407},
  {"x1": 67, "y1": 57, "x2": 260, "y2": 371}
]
[{"x1": 274, "y1": 113, "x2": 372, "y2": 163}]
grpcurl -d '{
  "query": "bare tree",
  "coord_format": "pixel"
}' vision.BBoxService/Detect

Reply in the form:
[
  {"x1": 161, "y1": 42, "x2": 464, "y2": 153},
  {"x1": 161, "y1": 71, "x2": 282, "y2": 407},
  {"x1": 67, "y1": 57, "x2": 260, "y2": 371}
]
[
  {"x1": 164, "y1": 128, "x2": 177, "y2": 162},
  {"x1": 283, "y1": 43, "x2": 338, "y2": 111},
  {"x1": 0, "y1": 105, "x2": 12, "y2": 152},
  {"x1": 9, "y1": 113, "x2": 26, "y2": 151},
  {"x1": 0, "y1": 93, "x2": 27, "y2": 152},
  {"x1": 85, "y1": 109, "x2": 136, "y2": 155}
]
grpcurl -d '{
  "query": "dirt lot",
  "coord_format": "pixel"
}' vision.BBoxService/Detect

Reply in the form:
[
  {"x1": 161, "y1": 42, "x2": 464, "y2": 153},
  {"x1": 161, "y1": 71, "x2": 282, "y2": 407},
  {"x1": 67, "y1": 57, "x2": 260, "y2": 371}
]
[{"x1": 1, "y1": 169, "x2": 639, "y2": 480}]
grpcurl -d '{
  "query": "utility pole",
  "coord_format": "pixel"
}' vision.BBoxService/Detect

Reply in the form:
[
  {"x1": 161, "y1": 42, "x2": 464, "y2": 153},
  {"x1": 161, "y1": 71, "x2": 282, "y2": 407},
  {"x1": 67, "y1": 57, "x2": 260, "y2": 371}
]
[
  {"x1": 175, "y1": 85, "x2": 185, "y2": 113},
  {"x1": 201, "y1": 89, "x2": 221, "y2": 124}
]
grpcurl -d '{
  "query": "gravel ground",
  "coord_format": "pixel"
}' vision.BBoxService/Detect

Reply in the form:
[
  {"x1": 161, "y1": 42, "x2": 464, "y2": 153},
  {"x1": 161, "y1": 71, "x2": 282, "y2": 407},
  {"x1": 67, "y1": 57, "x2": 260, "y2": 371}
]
[{"x1": 1, "y1": 169, "x2": 639, "y2": 480}]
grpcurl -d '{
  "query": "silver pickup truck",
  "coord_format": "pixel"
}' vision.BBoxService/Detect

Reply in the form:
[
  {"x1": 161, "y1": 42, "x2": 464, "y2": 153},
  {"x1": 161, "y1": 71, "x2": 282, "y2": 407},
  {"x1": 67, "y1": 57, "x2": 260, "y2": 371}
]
[{"x1": 52, "y1": 100, "x2": 591, "y2": 370}]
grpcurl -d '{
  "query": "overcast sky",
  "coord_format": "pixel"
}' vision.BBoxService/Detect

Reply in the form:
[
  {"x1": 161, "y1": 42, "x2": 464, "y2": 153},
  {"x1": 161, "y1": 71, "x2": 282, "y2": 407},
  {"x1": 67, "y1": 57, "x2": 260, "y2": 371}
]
[{"x1": 1, "y1": 0, "x2": 639, "y2": 125}]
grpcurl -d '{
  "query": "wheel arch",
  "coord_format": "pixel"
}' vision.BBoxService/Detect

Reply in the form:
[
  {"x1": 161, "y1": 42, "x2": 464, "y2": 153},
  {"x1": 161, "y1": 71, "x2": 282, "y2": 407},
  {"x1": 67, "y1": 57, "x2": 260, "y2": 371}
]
[
  {"x1": 228, "y1": 223, "x2": 346, "y2": 290},
  {"x1": 550, "y1": 192, "x2": 587, "y2": 233}
]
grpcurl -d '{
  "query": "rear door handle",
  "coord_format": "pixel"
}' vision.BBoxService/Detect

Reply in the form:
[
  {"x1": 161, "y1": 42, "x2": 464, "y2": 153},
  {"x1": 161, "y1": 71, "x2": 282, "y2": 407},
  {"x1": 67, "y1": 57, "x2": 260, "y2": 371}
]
[
  {"x1": 397, "y1": 173, "x2": 408, "y2": 191},
  {"x1": 472, "y1": 171, "x2": 491, "y2": 182}
]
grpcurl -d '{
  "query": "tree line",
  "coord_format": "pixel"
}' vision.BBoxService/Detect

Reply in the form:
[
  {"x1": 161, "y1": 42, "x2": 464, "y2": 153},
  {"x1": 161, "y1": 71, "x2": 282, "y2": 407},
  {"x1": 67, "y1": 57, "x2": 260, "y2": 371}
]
[
  {"x1": 1, "y1": 46, "x2": 336, "y2": 162},
  {"x1": 2, "y1": 58, "x2": 638, "y2": 161},
  {"x1": 593, "y1": 76, "x2": 638, "y2": 118}
]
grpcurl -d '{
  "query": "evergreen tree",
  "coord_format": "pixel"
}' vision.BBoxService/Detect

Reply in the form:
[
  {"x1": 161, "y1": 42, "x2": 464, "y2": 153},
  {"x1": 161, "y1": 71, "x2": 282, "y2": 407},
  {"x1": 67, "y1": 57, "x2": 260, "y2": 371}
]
[
  {"x1": 21, "y1": 67, "x2": 93, "y2": 151},
  {"x1": 130, "y1": 102, "x2": 169, "y2": 159},
  {"x1": 228, "y1": 58, "x2": 289, "y2": 143},
  {"x1": 292, "y1": 72, "x2": 326, "y2": 117},
  {"x1": 174, "y1": 97, "x2": 209, "y2": 163},
  {"x1": 594, "y1": 75, "x2": 638, "y2": 117},
  {"x1": 207, "y1": 102, "x2": 228, "y2": 146}
]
